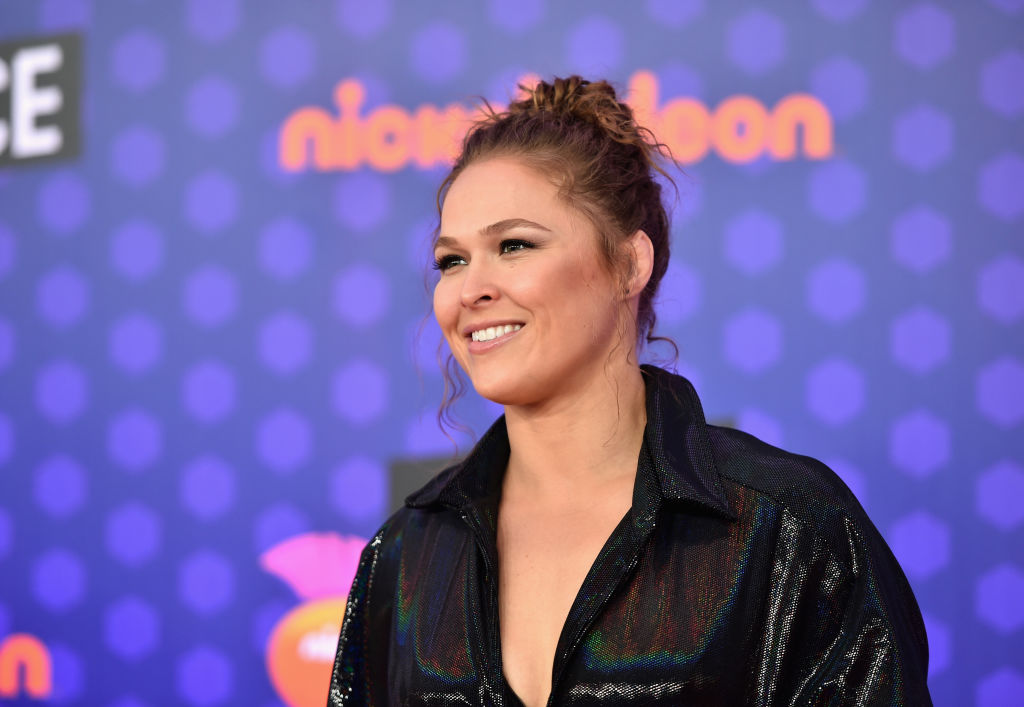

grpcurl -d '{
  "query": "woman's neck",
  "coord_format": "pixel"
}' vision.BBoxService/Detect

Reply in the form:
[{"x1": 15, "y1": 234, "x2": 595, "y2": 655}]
[{"x1": 501, "y1": 360, "x2": 648, "y2": 505}]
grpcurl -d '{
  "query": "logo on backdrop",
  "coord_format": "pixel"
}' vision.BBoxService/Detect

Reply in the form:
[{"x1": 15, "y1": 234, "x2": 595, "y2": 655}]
[
  {"x1": 0, "y1": 633, "x2": 52, "y2": 700},
  {"x1": 0, "y1": 34, "x2": 82, "y2": 168},
  {"x1": 260, "y1": 532, "x2": 367, "y2": 707},
  {"x1": 279, "y1": 70, "x2": 834, "y2": 173}
]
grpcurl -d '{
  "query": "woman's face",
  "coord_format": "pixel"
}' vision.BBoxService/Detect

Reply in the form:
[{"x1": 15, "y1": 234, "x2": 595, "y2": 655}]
[{"x1": 432, "y1": 157, "x2": 627, "y2": 407}]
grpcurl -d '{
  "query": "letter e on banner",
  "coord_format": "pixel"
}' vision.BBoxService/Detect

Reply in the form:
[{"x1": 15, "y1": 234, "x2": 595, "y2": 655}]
[{"x1": 0, "y1": 34, "x2": 82, "y2": 168}]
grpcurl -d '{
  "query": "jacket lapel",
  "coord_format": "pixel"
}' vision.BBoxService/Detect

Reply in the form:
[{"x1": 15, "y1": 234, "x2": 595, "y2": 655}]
[{"x1": 402, "y1": 364, "x2": 735, "y2": 704}]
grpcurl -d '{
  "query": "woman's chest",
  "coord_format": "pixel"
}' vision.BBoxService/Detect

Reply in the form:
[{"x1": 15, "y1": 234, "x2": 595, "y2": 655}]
[
  {"x1": 496, "y1": 511, "x2": 627, "y2": 706},
  {"x1": 389, "y1": 511, "x2": 772, "y2": 706}
]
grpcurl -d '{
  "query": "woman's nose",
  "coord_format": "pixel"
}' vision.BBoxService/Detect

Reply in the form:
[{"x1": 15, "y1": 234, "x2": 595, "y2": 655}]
[{"x1": 459, "y1": 260, "x2": 499, "y2": 307}]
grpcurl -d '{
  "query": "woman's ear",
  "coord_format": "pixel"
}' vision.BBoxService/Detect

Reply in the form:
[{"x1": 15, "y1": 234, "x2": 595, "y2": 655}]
[{"x1": 624, "y1": 229, "x2": 655, "y2": 299}]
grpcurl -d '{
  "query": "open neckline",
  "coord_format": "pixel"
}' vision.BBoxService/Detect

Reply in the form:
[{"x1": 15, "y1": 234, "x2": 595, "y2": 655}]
[
  {"x1": 496, "y1": 503, "x2": 637, "y2": 707},
  {"x1": 502, "y1": 672, "x2": 529, "y2": 707}
]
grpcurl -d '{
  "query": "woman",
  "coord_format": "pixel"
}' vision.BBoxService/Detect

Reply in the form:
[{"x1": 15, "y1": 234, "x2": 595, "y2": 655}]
[{"x1": 328, "y1": 76, "x2": 931, "y2": 706}]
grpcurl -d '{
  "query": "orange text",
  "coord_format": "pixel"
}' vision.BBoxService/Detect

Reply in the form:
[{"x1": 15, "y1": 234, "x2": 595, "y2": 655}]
[
  {"x1": 0, "y1": 634, "x2": 52, "y2": 699},
  {"x1": 279, "y1": 71, "x2": 833, "y2": 173}
]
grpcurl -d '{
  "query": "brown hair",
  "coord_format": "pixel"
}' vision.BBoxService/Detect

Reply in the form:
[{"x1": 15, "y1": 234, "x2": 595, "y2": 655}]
[{"x1": 433, "y1": 75, "x2": 680, "y2": 434}]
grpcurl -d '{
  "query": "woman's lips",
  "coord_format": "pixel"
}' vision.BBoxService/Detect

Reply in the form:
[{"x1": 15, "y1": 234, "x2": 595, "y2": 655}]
[{"x1": 466, "y1": 324, "x2": 524, "y2": 354}]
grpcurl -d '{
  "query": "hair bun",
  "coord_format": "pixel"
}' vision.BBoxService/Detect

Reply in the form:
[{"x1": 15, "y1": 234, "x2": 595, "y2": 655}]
[
  {"x1": 510, "y1": 75, "x2": 618, "y2": 123},
  {"x1": 526, "y1": 75, "x2": 593, "y2": 112},
  {"x1": 507, "y1": 75, "x2": 662, "y2": 169}
]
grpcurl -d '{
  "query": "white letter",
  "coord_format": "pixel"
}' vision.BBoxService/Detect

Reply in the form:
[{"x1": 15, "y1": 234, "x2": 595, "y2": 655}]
[
  {"x1": 0, "y1": 58, "x2": 8, "y2": 155},
  {"x1": 12, "y1": 43, "x2": 64, "y2": 158}
]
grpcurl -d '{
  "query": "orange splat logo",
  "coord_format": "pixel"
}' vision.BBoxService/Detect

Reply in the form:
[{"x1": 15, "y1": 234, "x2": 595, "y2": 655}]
[{"x1": 260, "y1": 532, "x2": 367, "y2": 707}]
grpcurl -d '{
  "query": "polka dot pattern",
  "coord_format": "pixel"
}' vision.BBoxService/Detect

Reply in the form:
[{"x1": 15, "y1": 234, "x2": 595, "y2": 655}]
[
  {"x1": 36, "y1": 360, "x2": 89, "y2": 424},
  {"x1": 333, "y1": 173, "x2": 391, "y2": 232},
  {"x1": 0, "y1": 224, "x2": 16, "y2": 279},
  {"x1": 108, "y1": 409, "x2": 163, "y2": 471},
  {"x1": 47, "y1": 642, "x2": 85, "y2": 702},
  {"x1": 105, "y1": 596, "x2": 161, "y2": 660},
  {"x1": 182, "y1": 360, "x2": 237, "y2": 424},
  {"x1": 335, "y1": 0, "x2": 391, "y2": 39},
  {"x1": 253, "y1": 503, "x2": 311, "y2": 554},
  {"x1": 332, "y1": 359, "x2": 389, "y2": 425},
  {"x1": 111, "y1": 221, "x2": 165, "y2": 280},
  {"x1": 807, "y1": 258, "x2": 866, "y2": 323},
  {"x1": 258, "y1": 311, "x2": 312, "y2": 375},
  {"x1": 111, "y1": 29, "x2": 166, "y2": 92},
  {"x1": 111, "y1": 125, "x2": 166, "y2": 186},
  {"x1": 256, "y1": 408, "x2": 312, "y2": 474},
  {"x1": 110, "y1": 313, "x2": 163, "y2": 374},
  {"x1": 37, "y1": 265, "x2": 89, "y2": 328},
  {"x1": 185, "y1": 0, "x2": 240, "y2": 44},
  {"x1": 565, "y1": 16, "x2": 625, "y2": 75},
  {"x1": 258, "y1": 218, "x2": 312, "y2": 280},
  {"x1": 38, "y1": 171, "x2": 91, "y2": 235},
  {"x1": 809, "y1": 56, "x2": 868, "y2": 122},
  {"x1": 646, "y1": 0, "x2": 704, "y2": 27},
  {"x1": 179, "y1": 550, "x2": 235, "y2": 615},
  {"x1": 726, "y1": 9, "x2": 787, "y2": 76},
  {"x1": 333, "y1": 264, "x2": 391, "y2": 327},
  {"x1": 176, "y1": 645, "x2": 233, "y2": 705},
  {"x1": 32, "y1": 548, "x2": 87, "y2": 612},
  {"x1": 0, "y1": 414, "x2": 13, "y2": 467},
  {"x1": 106, "y1": 502, "x2": 162, "y2": 566},
  {"x1": 261, "y1": 26, "x2": 316, "y2": 88},
  {"x1": 808, "y1": 160, "x2": 867, "y2": 223},
  {"x1": 185, "y1": 77, "x2": 240, "y2": 139},
  {"x1": 0, "y1": 508, "x2": 11, "y2": 560},
  {"x1": 894, "y1": 4, "x2": 955, "y2": 70},
  {"x1": 0, "y1": 3, "x2": 1017, "y2": 704},
  {"x1": 181, "y1": 455, "x2": 237, "y2": 520},
  {"x1": 489, "y1": 0, "x2": 546, "y2": 34},
  {"x1": 183, "y1": 265, "x2": 238, "y2": 327},
  {"x1": 184, "y1": 171, "x2": 240, "y2": 234},
  {"x1": 34, "y1": 455, "x2": 88, "y2": 517},
  {"x1": 329, "y1": 456, "x2": 387, "y2": 524}
]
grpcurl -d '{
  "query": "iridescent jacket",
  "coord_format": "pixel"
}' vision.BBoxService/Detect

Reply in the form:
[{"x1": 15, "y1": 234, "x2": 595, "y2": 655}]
[{"x1": 328, "y1": 365, "x2": 932, "y2": 706}]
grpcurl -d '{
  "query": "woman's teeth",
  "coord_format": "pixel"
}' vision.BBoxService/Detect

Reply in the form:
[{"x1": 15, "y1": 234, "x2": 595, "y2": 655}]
[{"x1": 471, "y1": 324, "x2": 522, "y2": 342}]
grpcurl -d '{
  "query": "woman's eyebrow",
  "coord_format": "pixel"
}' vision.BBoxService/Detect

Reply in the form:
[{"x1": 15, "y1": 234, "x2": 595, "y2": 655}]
[
  {"x1": 480, "y1": 218, "x2": 552, "y2": 236},
  {"x1": 436, "y1": 218, "x2": 552, "y2": 249}
]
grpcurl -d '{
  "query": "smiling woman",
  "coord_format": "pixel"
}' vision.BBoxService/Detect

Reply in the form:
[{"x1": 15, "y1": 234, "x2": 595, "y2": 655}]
[
  {"x1": 327, "y1": 76, "x2": 932, "y2": 707},
  {"x1": 431, "y1": 158, "x2": 650, "y2": 410}
]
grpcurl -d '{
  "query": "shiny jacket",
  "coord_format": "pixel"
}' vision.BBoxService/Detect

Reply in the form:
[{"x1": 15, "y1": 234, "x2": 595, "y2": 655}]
[{"x1": 328, "y1": 365, "x2": 932, "y2": 706}]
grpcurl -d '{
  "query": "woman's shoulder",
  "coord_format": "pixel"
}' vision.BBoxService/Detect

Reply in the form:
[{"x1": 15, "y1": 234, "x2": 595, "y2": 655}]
[
  {"x1": 361, "y1": 460, "x2": 476, "y2": 562},
  {"x1": 371, "y1": 492, "x2": 466, "y2": 552},
  {"x1": 703, "y1": 422, "x2": 880, "y2": 564},
  {"x1": 707, "y1": 423, "x2": 858, "y2": 509},
  {"x1": 643, "y1": 362, "x2": 876, "y2": 557}
]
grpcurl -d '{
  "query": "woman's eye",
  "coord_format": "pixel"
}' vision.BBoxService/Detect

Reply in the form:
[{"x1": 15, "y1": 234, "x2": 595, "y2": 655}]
[
  {"x1": 432, "y1": 254, "x2": 466, "y2": 271},
  {"x1": 500, "y1": 239, "x2": 534, "y2": 254}
]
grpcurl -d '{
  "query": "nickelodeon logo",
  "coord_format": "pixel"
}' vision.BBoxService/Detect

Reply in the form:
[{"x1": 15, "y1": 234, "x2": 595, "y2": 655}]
[
  {"x1": 260, "y1": 532, "x2": 367, "y2": 707},
  {"x1": 279, "y1": 70, "x2": 833, "y2": 173},
  {"x1": 0, "y1": 634, "x2": 52, "y2": 700}
]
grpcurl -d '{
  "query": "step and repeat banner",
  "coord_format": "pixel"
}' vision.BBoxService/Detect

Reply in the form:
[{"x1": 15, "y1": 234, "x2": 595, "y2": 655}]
[{"x1": 0, "y1": 1, "x2": 1021, "y2": 705}]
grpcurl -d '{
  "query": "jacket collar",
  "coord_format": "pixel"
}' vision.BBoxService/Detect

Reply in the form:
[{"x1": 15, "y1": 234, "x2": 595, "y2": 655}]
[{"x1": 405, "y1": 364, "x2": 735, "y2": 521}]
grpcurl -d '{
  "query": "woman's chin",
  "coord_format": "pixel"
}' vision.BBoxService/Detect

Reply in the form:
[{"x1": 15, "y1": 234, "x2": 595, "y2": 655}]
[
  {"x1": 469, "y1": 373, "x2": 535, "y2": 408},
  {"x1": 472, "y1": 384, "x2": 521, "y2": 407}
]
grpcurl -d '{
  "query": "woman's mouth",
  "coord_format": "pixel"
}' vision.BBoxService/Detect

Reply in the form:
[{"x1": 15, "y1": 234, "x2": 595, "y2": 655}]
[
  {"x1": 466, "y1": 323, "x2": 524, "y2": 353},
  {"x1": 470, "y1": 324, "x2": 522, "y2": 342}
]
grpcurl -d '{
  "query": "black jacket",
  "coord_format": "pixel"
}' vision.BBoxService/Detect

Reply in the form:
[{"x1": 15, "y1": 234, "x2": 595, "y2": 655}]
[{"x1": 328, "y1": 365, "x2": 932, "y2": 706}]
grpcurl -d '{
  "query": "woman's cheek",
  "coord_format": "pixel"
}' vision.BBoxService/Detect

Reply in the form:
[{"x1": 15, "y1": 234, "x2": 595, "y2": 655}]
[
  {"x1": 432, "y1": 283, "x2": 464, "y2": 357},
  {"x1": 432, "y1": 281, "x2": 455, "y2": 325}
]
